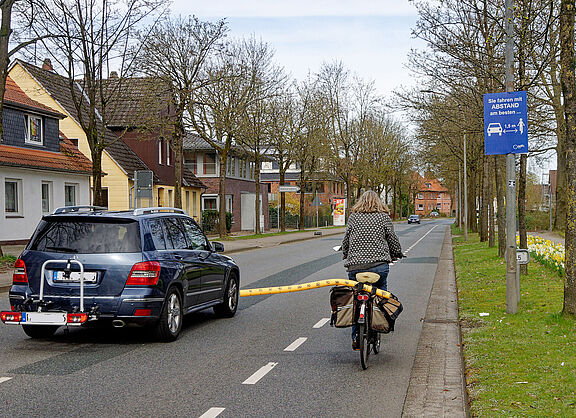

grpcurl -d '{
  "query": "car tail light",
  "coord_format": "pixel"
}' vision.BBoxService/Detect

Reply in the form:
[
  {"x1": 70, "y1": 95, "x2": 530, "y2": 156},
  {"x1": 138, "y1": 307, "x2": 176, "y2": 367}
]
[
  {"x1": 357, "y1": 294, "x2": 369, "y2": 301},
  {"x1": 1, "y1": 311, "x2": 22, "y2": 323},
  {"x1": 67, "y1": 313, "x2": 88, "y2": 324},
  {"x1": 126, "y1": 261, "x2": 161, "y2": 286},
  {"x1": 134, "y1": 309, "x2": 151, "y2": 316},
  {"x1": 13, "y1": 259, "x2": 28, "y2": 284}
]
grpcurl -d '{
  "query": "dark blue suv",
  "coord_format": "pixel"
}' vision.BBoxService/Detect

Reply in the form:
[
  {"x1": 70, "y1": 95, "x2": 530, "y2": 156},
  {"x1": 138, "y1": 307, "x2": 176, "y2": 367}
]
[{"x1": 1, "y1": 206, "x2": 240, "y2": 342}]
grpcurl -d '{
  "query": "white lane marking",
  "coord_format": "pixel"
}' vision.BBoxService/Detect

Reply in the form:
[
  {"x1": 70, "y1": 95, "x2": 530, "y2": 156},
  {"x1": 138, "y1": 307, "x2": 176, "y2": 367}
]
[
  {"x1": 242, "y1": 362, "x2": 278, "y2": 385},
  {"x1": 313, "y1": 318, "x2": 330, "y2": 328},
  {"x1": 404, "y1": 225, "x2": 438, "y2": 254},
  {"x1": 0, "y1": 377, "x2": 12, "y2": 384},
  {"x1": 284, "y1": 337, "x2": 307, "y2": 351},
  {"x1": 199, "y1": 408, "x2": 225, "y2": 418}
]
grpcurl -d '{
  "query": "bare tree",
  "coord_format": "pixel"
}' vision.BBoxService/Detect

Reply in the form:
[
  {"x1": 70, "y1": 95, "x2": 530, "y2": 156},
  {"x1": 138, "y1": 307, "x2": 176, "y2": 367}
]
[
  {"x1": 26, "y1": 0, "x2": 164, "y2": 206},
  {"x1": 188, "y1": 40, "x2": 254, "y2": 237},
  {"x1": 136, "y1": 15, "x2": 227, "y2": 208},
  {"x1": 236, "y1": 37, "x2": 286, "y2": 234}
]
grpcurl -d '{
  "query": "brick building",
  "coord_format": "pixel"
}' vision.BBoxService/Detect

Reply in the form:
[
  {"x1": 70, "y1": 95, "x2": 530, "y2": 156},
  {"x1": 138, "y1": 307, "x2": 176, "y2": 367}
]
[{"x1": 413, "y1": 174, "x2": 452, "y2": 216}]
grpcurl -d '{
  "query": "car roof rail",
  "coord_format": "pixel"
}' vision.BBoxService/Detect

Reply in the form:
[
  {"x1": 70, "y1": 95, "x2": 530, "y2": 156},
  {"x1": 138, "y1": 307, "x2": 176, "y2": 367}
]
[
  {"x1": 53, "y1": 205, "x2": 108, "y2": 214},
  {"x1": 133, "y1": 207, "x2": 186, "y2": 216}
]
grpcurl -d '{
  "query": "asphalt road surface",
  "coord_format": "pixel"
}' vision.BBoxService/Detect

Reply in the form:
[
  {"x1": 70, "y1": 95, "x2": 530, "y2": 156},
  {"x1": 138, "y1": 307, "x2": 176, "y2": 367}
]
[{"x1": 0, "y1": 219, "x2": 451, "y2": 418}]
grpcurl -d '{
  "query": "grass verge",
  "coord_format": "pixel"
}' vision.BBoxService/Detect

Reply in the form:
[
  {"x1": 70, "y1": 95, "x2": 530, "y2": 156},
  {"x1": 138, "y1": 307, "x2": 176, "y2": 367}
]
[
  {"x1": 452, "y1": 228, "x2": 576, "y2": 416},
  {"x1": 0, "y1": 255, "x2": 16, "y2": 273}
]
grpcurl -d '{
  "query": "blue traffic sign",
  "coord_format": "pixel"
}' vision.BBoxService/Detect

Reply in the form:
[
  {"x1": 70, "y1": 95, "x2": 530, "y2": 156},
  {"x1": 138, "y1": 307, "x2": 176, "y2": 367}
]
[{"x1": 483, "y1": 91, "x2": 528, "y2": 155}]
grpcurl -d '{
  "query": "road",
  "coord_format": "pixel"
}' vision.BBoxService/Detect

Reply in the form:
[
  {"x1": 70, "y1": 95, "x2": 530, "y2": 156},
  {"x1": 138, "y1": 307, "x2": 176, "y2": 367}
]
[{"x1": 0, "y1": 219, "x2": 451, "y2": 417}]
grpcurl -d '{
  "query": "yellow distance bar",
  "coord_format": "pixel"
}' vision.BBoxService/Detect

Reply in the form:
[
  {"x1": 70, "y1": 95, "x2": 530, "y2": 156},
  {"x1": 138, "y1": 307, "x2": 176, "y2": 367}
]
[{"x1": 239, "y1": 279, "x2": 391, "y2": 299}]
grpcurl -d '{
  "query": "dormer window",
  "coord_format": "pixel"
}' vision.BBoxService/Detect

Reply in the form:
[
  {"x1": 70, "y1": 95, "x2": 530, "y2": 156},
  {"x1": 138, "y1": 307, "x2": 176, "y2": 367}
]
[
  {"x1": 426, "y1": 183, "x2": 431, "y2": 188},
  {"x1": 25, "y1": 114, "x2": 43, "y2": 145}
]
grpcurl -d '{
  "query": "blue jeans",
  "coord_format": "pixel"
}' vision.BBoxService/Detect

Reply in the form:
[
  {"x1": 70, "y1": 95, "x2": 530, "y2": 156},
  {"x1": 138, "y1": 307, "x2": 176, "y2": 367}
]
[{"x1": 348, "y1": 263, "x2": 390, "y2": 340}]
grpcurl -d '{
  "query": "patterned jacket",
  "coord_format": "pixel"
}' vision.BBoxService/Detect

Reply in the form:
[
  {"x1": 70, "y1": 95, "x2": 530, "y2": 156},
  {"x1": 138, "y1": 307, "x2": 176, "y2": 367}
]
[{"x1": 341, "y1": 212, "x2": 403, "y2": 268}]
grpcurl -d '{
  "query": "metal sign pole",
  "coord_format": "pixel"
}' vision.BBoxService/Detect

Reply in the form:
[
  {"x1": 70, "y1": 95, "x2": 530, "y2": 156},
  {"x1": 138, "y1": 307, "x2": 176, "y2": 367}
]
[{"x1": 505, "y1": 0, "x2": 518, "y2": 314}]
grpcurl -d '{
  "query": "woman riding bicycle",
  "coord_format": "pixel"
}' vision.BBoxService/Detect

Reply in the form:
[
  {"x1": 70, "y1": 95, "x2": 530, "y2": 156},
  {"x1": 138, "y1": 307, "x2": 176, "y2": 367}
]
[{"x1": 341, "y1": 190, "x2": 403, "y2": 349}]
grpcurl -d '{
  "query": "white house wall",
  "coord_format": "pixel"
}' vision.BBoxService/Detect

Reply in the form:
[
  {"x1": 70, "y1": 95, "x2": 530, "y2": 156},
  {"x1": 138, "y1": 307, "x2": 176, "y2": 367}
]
[{"x1": 0, "y1": 167, "x2": 90, "y2": 242}]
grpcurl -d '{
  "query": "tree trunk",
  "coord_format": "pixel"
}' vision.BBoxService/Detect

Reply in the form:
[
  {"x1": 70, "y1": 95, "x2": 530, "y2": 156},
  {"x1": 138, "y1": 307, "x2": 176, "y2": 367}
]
[
  {"x1": 480, "y1": 155, "x2": 489, "y2": 242},
  {"x1": 345, "y1": 178, "x2": 352, "y2": 221},
  {"x1": 519, "y1": 154, "x2": 528, "y2": 274},
  {"x1": 218, "y1": 152, "x2": 228, "y2": 238},
  {"x1": 172, "y1": 128, "x2": 183, "y2": 209},
  {"x1": 91, "y1": 147, "x2": 105, "y2": 206},
  {"x1": 254, "y1": 156, "x2": 261, "y2": 235},
  {"x1": 279, "y1": 170, "x2": 286, "y2": 232},
  {"x1": 495, "y1": 155, "x2": 506, "y2": 257},
  {"x1": 0, "y1": 1, "x2": 16, "y2": 140},
  {"x1": 560, "y1": 0, "x2": 576, "y2": 315},
  {"x1": 470, "y1": 171, "x2": 478, "y2": 233},
  {"x1": 555, "y1": 140, "x2": 567, "y2": 230},
  {"x1": 488, "y1": 157, "x2": 495, "y2": 247},
  {"x1": 298, "y1": 175, "x2": 306, "y2": 231}
]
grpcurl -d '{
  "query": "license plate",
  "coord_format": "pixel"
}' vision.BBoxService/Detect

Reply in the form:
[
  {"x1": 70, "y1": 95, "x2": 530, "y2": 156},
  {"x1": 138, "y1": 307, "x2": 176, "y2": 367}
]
[
  {"x1": 22, "y1": 312, "x2": 67, "y2": 325},
  {"x1": 53, "y1": 271, "x2": 97, "y2": 283}
]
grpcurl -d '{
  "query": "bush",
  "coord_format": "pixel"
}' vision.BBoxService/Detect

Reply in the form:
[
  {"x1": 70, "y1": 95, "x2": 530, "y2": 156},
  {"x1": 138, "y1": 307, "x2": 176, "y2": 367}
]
[
  {"x1": 525, "y1": 210, "x2": 551, "y2": 230},
  {"x1": 202, "y1": 210, "x2": 232, "y2": 234}
]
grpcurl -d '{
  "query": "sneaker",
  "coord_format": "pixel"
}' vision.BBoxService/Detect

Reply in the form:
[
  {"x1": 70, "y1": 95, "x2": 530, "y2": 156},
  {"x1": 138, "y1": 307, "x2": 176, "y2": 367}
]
[{"x1": 352, "y1": 339, "x2": 359, "y2": 350}]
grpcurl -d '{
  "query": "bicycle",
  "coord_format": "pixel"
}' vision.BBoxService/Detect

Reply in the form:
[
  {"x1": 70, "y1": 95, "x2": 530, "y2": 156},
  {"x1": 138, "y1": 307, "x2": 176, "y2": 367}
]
[{"x1": 353, "y1": 271, "x2": 382, "y2": 370}]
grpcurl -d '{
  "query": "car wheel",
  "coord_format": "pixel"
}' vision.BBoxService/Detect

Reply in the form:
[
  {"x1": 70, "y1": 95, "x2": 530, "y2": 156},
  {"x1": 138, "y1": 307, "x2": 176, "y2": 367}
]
[
  {"x1": 214, "y1": 272, "x2": 239, "y2": 318},
  {"x1": 22, "y1": 325, "x2": 59, "y2": 339},
  {"x1": 154, "y1": 288, "x2": 183, "y2": 342}
]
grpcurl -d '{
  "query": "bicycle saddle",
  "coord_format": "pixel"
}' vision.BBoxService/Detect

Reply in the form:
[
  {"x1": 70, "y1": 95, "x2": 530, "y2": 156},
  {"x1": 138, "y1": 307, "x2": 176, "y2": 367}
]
[{"x1": 355, "y1": 272, "x2": 380, "y2": 284}]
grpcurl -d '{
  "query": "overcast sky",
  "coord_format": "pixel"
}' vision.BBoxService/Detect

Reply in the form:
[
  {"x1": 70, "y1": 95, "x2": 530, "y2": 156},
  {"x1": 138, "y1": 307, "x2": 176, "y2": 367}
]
[{"x1": 170, "y1": 1, "x2": 424, "y2": 99}]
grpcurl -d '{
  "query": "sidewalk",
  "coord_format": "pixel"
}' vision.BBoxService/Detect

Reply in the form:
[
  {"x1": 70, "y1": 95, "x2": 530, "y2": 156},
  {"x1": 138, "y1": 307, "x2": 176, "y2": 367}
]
[
  {"x1": 528, "y1": 230, "x2": 565, "y2": 246},
  {"x1": 0, "y1": 227, "x2": 346, "y2": 293},
  {"x1": 402, "y1": 227, "x2": 469, "y2": 417}
]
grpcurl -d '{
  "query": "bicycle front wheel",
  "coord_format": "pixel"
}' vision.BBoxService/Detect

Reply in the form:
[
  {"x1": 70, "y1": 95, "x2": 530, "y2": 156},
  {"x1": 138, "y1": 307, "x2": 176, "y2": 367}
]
[{"x1": 359, "y1": 322, "x2": 370, "y2": 370}]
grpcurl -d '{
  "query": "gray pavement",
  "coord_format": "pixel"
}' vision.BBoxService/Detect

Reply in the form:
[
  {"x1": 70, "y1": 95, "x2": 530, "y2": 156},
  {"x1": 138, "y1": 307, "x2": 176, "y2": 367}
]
[
  {"x1": 528, "y1": 230, "x2": 565, "y2": 246},
  {"x1": 402, "y1": 227, "x2": 469, "y2": 417},
  {"x1": 0, "y1": 223, "x2": 470, "y2": 416}
]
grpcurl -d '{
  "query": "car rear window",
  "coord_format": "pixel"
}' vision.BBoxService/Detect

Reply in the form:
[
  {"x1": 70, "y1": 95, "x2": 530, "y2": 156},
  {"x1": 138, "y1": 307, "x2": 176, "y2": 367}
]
[{"x1": 30, "y1": 220, "x2": 141, "y2": 254}]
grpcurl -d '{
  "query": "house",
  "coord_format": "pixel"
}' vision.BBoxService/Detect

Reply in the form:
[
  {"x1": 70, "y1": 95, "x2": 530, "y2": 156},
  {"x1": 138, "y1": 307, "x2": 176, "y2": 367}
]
[
  {"x1": 260, "y1": 161, "x2": 345, "y2": 217},
  {"x1": 8, "y1": 59, "x2": 205, "y2": 221},
  {"x1": 413, "y1": 174, "x2": 452, "y2": 216},
  {"x1": 0, "y1": 76, "x2": 92, "y2": 243},
  {"x1": 183, "y1": 134, "x2": 269, "y2": 232}
]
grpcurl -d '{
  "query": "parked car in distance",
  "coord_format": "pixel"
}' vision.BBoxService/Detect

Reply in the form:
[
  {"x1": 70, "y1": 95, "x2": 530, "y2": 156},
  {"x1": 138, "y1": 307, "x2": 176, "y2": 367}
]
[
  {"x1": 1, "y1": 206, "x2": 240, "y2": 342},
  {"x1": 430, "y1": 211, "x2": 439, "y2": 217},
  {"x1": 408, "y1": 214, "x2": 421, "y2": 224}
]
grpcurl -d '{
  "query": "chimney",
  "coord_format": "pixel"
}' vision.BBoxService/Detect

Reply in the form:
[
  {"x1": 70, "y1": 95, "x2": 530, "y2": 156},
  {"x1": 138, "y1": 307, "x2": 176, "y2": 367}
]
[
  {"x1": 110, "y1": 71, "x2": 119, "y2": 79},
  {"x1": 42, "y1": 58, "x2": 53, "y2": 71}
]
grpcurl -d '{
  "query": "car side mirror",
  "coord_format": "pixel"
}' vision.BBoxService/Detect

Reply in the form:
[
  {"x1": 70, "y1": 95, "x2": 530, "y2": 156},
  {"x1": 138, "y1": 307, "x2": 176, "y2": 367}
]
[{"x1": 212, "y1": 242, "x2": 224, "y2": 253}]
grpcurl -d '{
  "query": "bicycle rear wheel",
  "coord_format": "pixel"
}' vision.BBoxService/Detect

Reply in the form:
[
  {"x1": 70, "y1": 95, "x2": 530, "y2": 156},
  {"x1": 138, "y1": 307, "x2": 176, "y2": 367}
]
[
  {"x1": 372, "y1": 332, "x2": 381, "y2": 354},
  {"x1": 359, "y1": 322, "x2": 370, "y2": 370}
]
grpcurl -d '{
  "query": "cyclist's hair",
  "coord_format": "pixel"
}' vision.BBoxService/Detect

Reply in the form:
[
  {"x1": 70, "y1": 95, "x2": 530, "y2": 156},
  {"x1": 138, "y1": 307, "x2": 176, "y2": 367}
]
[{"x1": 351, "y1": 190, "x2": 389, "y2": 213}]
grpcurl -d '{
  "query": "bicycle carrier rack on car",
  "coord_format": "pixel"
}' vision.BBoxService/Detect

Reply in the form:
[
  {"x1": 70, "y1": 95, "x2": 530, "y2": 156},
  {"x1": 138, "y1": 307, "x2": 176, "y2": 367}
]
[{"x1": 2, "y1": 258, "x2": 99, "y2": 326}]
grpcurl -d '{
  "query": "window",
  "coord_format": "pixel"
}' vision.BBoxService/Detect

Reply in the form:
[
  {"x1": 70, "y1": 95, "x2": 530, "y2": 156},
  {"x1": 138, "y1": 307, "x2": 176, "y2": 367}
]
[
  {"x1": 418, "y1": 204, "x2": 423, "y2": 210},
  {"x1": 186, "y1": 153, "x2": 197, "y2": 174},
  {"x1": 166, "y1": 143, "x2": 171, "y2": 166},
  {"x1": 25, "y1": 114, "x2": 43, "y2": 145},
  {"x1": 5, "y1": 179, "x2": 20, "y2": 214},
  {"x1": 158, "y1": 139, "x2": 164, "y2": 165},
  {"x1": 226, "y1": 195, "x2": 233, "y2": 212},
  {"x1": 147, "y1": 218, "x2": 167, "y2": 250},
  {"x1": 230, "y1": 157, "x2": 236, "y2": 176},
  {"x1": 168, "y1": 189, "x2": 173, "y2": 206},
  {"x1": 204, "y1": 153, "x2": 216, "y2": 175},
  {"x1": 31, "y1": 220, "x2": 141, "y2": 253},
  {"x1": 65, "y1": 184, "x2": 77, "y2": 206},
  {"x1": 192, "y1": 191, "x2": 198, "y2": 217},
  {"x1": 426, "y1": 183, "x2": 431, "y2": 188},
  {"x1": 163, "y1": 217, "x2": 188, "y2": 249},
  {"x1": 181, "y1": 218, "x2": 207, "y2": 250},
  {"x1": 185, "y1": 191, "x2": 190, "y2": 214},
  {"x1": 204, "y1": 197, "x2": 217, "y2": 210},
  {"x1": 262, "y1": 161, "x2": 273, "y2": 170},
  {"x1": 437, "y1": 203, "x2": 442, "y2": 210},
  {"x1": 41, "y1": 182, "x2": 52, "y2": 213}
]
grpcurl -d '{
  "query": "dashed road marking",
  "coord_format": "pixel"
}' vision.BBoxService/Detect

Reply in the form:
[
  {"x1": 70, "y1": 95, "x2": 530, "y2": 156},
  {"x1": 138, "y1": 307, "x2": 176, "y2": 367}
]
[
  {"x1": 284, "y1": 337, "x2": 307, "y2": 351},
  {"x1": 0, "y1": 377, "x2": 12, "y2": 384},
  {"x1": 313, "y1": 318, "x2": 330, "y2": 328},
  {"x1": 243, "y1": 362, "x2": 278, "y2": 385},
  {"x1": 199, "y1": 407, "x2": 225, "y2": 418}
]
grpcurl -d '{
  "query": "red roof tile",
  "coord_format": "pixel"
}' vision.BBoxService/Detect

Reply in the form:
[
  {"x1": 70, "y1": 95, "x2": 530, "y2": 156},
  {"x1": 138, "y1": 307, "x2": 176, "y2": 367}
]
[
  {"x1": 4, "y1": 76, "x2": 64, "y2": 117},
  {"x1": 0, "y1": 140, "x2": 92, "y2": 174}
]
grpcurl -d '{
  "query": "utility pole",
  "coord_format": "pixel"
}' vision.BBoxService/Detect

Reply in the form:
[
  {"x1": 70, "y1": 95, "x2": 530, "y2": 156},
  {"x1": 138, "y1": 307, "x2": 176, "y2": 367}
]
[{"x1": 505, "y1": 0, "x2": 518, "y2": 314}]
